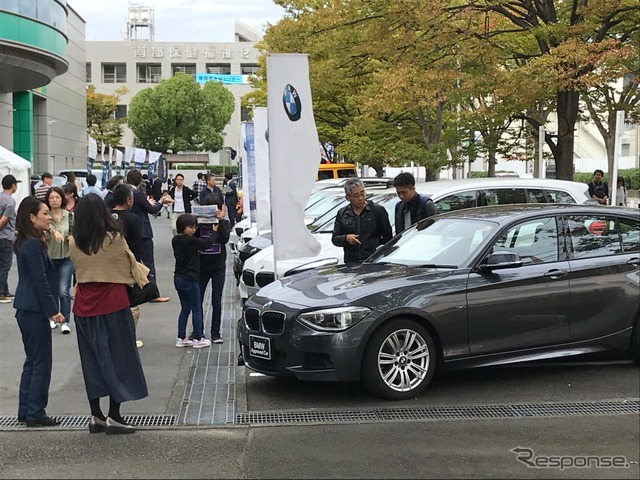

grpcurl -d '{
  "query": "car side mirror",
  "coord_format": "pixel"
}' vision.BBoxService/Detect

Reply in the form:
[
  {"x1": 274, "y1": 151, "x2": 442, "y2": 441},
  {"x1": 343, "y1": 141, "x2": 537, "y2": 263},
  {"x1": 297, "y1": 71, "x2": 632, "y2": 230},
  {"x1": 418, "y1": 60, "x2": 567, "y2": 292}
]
[{"x1": 478, "y1": 251, "x2": 523, "y2": 272}]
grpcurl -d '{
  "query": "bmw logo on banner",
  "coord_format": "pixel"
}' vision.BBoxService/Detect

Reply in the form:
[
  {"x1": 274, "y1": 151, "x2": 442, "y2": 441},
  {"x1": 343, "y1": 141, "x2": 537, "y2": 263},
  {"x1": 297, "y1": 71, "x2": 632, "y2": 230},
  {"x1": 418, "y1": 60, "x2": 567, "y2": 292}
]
[{"x1": 282, "y1": 84, "x2": 302, "y2": 121}]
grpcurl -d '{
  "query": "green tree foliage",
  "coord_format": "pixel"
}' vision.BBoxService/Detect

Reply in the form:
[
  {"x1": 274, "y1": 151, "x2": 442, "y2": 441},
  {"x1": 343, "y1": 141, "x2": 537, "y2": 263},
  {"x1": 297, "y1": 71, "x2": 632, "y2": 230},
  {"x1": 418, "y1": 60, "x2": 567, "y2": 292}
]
[
  {"x1": 127, "y1": 73, "x2": 235, "y2": 153},
  {"x1": 86, "y1": 85, "x2": 127, "y2": 147}
]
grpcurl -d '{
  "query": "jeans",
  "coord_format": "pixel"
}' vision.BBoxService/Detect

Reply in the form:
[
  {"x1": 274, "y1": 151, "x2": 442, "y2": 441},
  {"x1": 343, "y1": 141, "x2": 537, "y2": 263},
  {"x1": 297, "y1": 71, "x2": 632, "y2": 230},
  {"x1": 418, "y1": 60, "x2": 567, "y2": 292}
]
[
  {"x1": 0, "y1": 238, "x2": 13, "y2": 295},
  {"x1": 52, "y1": 257, "x2": 73, "y2": 325},
  {"x1": 174, "y1": 275, "x2": 203, "y2": 339},
  {"x1": 16, "y1": 310, "x2": 53, "y2": 421},
  {"x1": 199, "y1": 269, "x2": 225, "y2": 337}
]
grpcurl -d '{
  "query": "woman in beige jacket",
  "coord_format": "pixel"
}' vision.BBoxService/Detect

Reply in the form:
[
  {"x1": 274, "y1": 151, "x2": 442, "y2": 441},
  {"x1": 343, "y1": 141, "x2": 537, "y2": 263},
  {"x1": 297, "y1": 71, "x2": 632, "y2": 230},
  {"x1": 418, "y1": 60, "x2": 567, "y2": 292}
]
[{"x1": 69, "y1": 194, "x2": 149, "y2": 435}]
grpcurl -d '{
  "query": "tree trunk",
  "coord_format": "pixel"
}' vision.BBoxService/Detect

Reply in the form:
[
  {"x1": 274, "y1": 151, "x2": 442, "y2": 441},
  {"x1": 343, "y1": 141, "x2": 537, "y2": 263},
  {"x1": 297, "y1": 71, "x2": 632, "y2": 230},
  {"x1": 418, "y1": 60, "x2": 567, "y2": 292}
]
[
  {"x1": 487, "y1": 150, "x2": 497, "y2": 177},
  {"x1": 555, "y1": 90, "x2": 580, "y2": 180},
  {"x1": 373, "y1": 165, "x2": 385, "y2": 178}
]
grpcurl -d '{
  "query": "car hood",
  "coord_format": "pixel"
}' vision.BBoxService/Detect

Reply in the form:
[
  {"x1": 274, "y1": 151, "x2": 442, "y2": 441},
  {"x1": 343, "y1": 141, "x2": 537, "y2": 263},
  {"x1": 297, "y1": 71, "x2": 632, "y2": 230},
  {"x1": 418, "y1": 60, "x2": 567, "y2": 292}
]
[{"x1": 250, "y1": 262, "x2": 456, "y2": 309}]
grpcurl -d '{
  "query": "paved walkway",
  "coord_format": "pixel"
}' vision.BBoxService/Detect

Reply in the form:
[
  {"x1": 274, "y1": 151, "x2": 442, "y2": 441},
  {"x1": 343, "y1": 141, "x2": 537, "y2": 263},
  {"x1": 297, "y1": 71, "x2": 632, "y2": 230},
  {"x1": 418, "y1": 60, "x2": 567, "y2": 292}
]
[{"x1": 0, "y1": 216, "x2": 244, "y2": 427}]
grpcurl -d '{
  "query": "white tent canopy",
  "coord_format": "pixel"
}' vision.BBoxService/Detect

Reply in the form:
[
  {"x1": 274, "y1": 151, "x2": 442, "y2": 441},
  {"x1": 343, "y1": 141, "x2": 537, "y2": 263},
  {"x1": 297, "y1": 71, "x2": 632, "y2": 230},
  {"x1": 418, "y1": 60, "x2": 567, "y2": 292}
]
[{"x1": 0, "y1": 145, "x2": 32, "y2": 207}]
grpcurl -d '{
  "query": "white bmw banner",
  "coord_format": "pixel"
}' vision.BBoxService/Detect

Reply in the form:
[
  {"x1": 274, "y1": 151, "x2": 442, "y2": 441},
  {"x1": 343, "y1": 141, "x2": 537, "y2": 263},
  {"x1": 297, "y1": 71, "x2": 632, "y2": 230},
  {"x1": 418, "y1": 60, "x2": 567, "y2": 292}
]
[
  {"x1": 267, "y1": 53, "x2": 321, "y2": 262},
  {"x1": 253, "y1": 107, "x2": 271, "y2": 233}
]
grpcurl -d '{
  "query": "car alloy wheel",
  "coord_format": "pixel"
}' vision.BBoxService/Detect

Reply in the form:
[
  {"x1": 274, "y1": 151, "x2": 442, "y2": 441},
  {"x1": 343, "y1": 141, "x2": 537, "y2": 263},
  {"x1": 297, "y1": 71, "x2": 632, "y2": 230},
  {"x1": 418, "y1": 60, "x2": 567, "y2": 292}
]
[{"x1": 362, "y1": 319, "x2": 436, "y2": 400}]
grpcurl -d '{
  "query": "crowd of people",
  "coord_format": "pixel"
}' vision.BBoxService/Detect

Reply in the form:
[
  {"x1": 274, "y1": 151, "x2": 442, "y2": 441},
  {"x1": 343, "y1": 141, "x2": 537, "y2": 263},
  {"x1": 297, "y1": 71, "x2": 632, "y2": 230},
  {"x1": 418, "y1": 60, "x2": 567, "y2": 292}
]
[{"x1": 0, "y1": 169, "x2": 235, "y2": 433}]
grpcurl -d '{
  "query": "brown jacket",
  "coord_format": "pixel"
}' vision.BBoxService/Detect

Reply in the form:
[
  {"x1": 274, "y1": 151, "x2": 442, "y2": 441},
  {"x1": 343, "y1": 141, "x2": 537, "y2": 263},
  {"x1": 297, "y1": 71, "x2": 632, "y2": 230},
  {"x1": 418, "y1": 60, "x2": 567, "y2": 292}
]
[{"x1": 69, "y1": 233, "x2": 149, "y2": 287}]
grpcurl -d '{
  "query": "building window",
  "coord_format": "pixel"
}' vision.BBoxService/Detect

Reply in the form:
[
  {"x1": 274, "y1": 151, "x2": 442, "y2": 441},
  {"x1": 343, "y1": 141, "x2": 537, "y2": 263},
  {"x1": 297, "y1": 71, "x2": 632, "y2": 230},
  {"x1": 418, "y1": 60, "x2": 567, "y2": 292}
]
[
  {"x1": 102, "y1": 63, "x2": 127, "y2": 83},
  {"x1": 241, "y1": 64, "x2": 259, "y2": 75},
  {"x1": 206, "y1": 63, "x2": 231, "y2": 74},
  {"x1": 137, "y1": 63, "x2": 162, "y2": 83},
  {"x1": 112, "y1": 105, "x2": 127, "y2": 119},
  {"x1": 172, "y1": 64, "x2": 196, "y2": 77},
  {"x1": 86, "y1": 63, "x2": 92, "y2": 83}
]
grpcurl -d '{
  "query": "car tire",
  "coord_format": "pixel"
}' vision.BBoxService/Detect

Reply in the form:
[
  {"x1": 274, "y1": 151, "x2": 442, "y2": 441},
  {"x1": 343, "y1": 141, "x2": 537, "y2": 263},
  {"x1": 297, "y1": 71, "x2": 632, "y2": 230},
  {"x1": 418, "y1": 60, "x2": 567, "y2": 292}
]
[
  {"x1": 630, "y1": 317, "x2": 639, "y2": 366},
  {"x1": 361, "y1": 318, "x2": 436, "y2": 400}
]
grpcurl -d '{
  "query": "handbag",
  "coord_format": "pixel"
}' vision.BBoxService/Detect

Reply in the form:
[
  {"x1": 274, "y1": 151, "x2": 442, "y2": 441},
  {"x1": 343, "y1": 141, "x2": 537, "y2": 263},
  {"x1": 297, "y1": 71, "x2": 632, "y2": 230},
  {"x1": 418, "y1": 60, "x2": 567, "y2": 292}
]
[{"x1": 127, "y1": 280, "x2": 160, "y2": 307}]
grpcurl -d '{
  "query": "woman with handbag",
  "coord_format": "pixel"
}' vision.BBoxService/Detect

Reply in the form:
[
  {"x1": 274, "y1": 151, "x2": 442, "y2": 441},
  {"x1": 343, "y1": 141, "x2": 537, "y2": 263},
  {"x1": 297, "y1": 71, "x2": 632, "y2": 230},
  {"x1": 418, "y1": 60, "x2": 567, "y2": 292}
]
[
  {"x1": 69, "y1": 194, "x2": 150, "y2": 435},
  {"x1": 13, "y1": 197, "x2": 65, "y2": 427}
]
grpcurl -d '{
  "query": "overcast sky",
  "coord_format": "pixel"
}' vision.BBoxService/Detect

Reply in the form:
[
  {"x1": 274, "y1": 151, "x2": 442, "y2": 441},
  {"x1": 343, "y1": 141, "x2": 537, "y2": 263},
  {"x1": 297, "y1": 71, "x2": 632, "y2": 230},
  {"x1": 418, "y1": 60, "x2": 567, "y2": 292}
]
[{"x1": 70, "y1": 0, "x2": 286, "y2": 42}]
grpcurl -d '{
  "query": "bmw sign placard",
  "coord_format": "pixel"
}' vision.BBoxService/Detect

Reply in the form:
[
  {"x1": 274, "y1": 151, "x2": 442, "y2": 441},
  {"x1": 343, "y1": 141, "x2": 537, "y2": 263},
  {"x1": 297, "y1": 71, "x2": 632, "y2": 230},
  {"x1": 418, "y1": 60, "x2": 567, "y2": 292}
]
[{"x1": 282, "y1": 84, "x2": 302, "y2": 121}]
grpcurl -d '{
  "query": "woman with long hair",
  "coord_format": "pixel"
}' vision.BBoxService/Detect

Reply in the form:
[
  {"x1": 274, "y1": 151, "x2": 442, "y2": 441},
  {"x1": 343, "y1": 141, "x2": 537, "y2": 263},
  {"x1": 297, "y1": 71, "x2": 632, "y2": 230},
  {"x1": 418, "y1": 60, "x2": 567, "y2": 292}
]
[
  {"x1": 44, "y1": 187, "x2": 74, "y2": 334},
  {"x1": 69, "y1": 194, "x2": 150, "y2": 435},
  {"x1": 61, "y1": 182, "x2": 78, "y2": 212},
  {"x1": 13, "y1": 196, "x2": 64, "y2": 427}
]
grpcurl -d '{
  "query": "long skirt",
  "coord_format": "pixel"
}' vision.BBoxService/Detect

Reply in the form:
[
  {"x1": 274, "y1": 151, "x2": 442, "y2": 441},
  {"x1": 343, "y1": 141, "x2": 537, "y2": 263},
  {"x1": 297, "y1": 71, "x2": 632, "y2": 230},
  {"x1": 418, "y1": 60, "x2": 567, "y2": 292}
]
[{"x1": 75, "y1": 308, "x2": 148, "y2": 403}]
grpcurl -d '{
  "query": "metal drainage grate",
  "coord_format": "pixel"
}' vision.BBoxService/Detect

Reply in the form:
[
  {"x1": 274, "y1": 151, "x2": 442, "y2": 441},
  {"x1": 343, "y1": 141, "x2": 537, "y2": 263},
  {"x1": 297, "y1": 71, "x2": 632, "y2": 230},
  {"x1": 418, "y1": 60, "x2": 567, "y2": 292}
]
[
  {"x1": 0, "y1": 414, "x2": 176, "y2": 430},
  {"x1": 235, "y1": 399, "x2": 640, "y2": 426}
]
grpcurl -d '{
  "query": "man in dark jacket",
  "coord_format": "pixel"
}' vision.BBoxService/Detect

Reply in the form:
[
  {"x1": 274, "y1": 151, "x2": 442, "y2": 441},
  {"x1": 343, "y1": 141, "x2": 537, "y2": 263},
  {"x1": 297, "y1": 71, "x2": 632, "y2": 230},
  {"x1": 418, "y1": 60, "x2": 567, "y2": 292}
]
[
  {"x1": 126, "y1": 169, "x2": 173, "y2": 302},
  {"x1": 222, "y1": 172, "x2": 239, "y2": 227},
  {"x1": 588, "y1": 169, "x2": 609, "y2": 205},
  {"x1": 332, "y1": 178, "x2": 392, "y2": 264},
  {"x1": 393, "y1": 172, "x2": 438, "y2": 234}
]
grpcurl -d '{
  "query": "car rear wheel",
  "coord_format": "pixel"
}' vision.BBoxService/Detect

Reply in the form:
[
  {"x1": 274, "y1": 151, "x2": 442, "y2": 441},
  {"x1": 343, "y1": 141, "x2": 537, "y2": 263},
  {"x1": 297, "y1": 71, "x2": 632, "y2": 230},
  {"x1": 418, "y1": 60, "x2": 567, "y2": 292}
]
[
  {"x1": 361, "y1": 319, "x2": 436, "y2": 400},
  {"x1": 630, "y1": 317, "x2": 639, "y2": 365}
]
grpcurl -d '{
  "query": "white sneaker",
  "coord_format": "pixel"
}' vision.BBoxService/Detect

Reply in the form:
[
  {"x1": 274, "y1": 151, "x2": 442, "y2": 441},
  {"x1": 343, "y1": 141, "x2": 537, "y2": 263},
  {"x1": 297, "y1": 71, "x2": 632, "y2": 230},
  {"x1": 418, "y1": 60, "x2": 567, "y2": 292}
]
[
  {"x1": 60, "y1": 324, "x2": 71, "y2": 334},
  {"x1": 50, "y1": 320, "x2": 58, "y2": 329},
  {"x1": 175, "y1": 338, "x2": 193, "y2": 348},
  {"x1": 192, "y1": 338, "x2": 211, "y2": 349}
]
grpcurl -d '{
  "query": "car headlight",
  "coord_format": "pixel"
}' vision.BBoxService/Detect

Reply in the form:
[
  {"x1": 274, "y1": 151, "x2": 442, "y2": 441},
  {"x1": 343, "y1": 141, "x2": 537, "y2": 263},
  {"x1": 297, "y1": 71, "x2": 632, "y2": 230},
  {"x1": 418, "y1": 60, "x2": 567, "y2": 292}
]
[{"x1": 297, "y1": 306, "x2": 371, "y2": 332}]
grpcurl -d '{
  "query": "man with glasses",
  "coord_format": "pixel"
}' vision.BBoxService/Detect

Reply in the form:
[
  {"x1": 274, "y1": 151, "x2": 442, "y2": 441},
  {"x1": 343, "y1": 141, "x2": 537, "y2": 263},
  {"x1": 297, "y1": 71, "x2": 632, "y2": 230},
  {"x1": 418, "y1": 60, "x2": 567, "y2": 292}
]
[{"x1": 332, "y1": 178, "x2": 392, "y2": 264}]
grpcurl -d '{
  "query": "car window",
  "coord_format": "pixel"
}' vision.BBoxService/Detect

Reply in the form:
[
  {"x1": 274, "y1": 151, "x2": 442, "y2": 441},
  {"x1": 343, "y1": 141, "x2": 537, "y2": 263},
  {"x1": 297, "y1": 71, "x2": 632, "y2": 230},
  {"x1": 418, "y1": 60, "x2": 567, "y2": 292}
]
[
  {"x1": 490, "y1": 216, "x2": 559, "y2": 264},
  {"x1": 619, "y1": 217, "x2": 640, "y2": 253},
  {"x1": 370, "y1": 218, "x2": 496, "y2": 267},
  {"x1": 567, "y1": 215, "x2": 622, "y2": 259},
  {"x1": 525, "y1": 188, "x2": 546, "y2": 203},
  {"x1": 483, "y1": 188, "x2": 527, "y2": 206},
  {"x1": 544, "y1": 189, "x2": 575, "y2": 204},
  {"x1": 434, "y1": 190, "x2": 478, "y2": 213}
]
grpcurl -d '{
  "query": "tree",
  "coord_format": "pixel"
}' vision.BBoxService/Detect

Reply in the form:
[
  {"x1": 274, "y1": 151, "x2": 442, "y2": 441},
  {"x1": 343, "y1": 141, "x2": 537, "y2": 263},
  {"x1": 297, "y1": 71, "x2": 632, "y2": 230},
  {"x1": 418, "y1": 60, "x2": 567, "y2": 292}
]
[
  {"x1": 459, "y1": 0, "x2": 640, "y2": 180},
  {"x1": 127, "y1": 73, "x2": 235, "y2": 153},
  {"x1": 86, "y1": 85, "x2": 128, "y2": 147}
]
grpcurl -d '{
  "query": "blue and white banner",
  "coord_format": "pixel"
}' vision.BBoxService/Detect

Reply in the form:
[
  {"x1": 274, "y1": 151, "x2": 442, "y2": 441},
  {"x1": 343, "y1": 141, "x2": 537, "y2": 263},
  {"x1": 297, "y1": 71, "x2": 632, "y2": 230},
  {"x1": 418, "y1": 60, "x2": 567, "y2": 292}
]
[
  {"x1": 195, "y1": 73, "x2": 245, "y2": 85},
  {"x1": 148, "y1": 151, "x2": 161, "y2": 179},
  {"x1": 266, "y1": 54, "x2": 321, "y2": 261},
  {"x1": 87, "y1": 137, "x2": 98, "y2": 173},
  {"x1": 124, "y1": 147, "x2": 135, "y2": 171},
  {"x1": 253, "y1": 107, "x2": 271, "y2": 233},
  {"x1": 134, "y1": 148, "x2": 146, "y2": 171},
  {"x1": 239, "y1": 133, "x2": 250, "y2": 222},
  {"x1": 115, "y1": 148, "x2": 123, "y2": 175},
  {"x1": 242, "y1": 122, "x2": 257, "y2": 224}
]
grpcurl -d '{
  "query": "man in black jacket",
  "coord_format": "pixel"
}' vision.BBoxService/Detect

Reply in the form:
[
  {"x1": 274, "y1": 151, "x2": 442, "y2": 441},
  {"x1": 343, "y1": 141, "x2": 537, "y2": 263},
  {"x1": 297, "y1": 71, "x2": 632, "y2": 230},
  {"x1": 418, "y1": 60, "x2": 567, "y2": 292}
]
[
  {"x1": 393, "y1": 172, "x2": 438, "y2": 234},
  {"x1": 332, "y1": 178, "x2": 392, "y2": 264}
]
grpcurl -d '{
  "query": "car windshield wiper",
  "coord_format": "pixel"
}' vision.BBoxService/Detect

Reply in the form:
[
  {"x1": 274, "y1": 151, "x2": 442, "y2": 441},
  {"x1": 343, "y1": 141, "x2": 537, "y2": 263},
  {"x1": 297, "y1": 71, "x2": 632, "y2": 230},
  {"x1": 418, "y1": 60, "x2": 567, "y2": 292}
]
[{"x1": 414, "y1": 264, "x2": 458, "y2": 269}]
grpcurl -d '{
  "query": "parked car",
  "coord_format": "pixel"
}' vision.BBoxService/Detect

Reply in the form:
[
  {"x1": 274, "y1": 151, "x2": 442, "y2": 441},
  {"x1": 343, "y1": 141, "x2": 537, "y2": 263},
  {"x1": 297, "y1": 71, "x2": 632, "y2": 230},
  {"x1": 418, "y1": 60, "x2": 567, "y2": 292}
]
[
  {"x1": 311, "y1": 177, "x2": 394, "y2": 194},
  {"x1": 239, "y1": 177, "x2": 594, "y2": 301},
  {"x1": 238, "y1": 204, "x2": 640, "y2": 400}
]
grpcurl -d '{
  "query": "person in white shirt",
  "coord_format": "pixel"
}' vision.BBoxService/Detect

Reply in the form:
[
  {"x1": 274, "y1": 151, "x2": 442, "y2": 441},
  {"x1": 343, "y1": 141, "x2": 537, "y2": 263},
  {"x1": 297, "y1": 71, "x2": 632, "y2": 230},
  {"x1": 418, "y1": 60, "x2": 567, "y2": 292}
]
[
  {"x1": 615, "y1": 177, "x2": 628, "y2": 206},
  {"x1": 168, "y1": 173, "x2": 198, "y2": 236}
]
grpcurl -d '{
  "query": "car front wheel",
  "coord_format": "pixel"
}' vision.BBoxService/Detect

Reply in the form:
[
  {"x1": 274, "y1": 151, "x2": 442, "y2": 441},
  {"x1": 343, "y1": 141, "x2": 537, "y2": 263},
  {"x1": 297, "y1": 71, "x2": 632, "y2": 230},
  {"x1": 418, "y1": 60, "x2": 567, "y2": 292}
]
[{"x1": 361, "y1": 319, "x2": 436, "y2": 400}]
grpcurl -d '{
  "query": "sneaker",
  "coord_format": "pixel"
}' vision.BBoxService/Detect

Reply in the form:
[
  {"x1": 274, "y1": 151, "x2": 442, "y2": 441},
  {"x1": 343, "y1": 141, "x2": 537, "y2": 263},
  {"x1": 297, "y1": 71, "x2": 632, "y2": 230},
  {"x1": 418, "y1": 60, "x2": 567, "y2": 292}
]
[
  {"x1": 136, "y1": 340, "x2": 144, "y2": 348},
  {"x1": 211, "y1": 334, "x2": 224, "y2": 344},
  {"x1": 175, "y1": 337, "x2": 193, "y2": 348},
  {"x1": 192, "y1": 338, "x2": 211, "y2": 349},
  {"x1": 0, "y1": 296, "x2": 11, "y2": 304},
  {"x1": 3, "y1": 292, "x2": 14, "y2": 298},
  {"x1": 50, "y1": 320, "x2": 58, "y2": 329},
  {"x1": 60, "y1": 324, "x2": 71, "y2": 334}
]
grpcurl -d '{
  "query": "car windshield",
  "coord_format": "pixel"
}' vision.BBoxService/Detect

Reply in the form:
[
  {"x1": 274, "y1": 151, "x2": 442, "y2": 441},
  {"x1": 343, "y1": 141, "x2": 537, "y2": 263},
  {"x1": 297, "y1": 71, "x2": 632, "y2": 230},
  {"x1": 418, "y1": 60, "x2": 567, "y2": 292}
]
[
  {"x1": 304, "y1": 193, "x2": 346, "y2": 219},
  {"x1": 368, "y1": 217, "x2": 498, "y2": 268}
]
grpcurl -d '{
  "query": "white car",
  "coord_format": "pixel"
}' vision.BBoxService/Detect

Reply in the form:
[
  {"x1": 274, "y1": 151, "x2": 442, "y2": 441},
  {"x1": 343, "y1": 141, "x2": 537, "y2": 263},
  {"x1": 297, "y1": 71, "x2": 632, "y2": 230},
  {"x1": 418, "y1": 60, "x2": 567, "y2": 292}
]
[{"x1": 238, "y1": 177, "x2": 593, "y2": 301}]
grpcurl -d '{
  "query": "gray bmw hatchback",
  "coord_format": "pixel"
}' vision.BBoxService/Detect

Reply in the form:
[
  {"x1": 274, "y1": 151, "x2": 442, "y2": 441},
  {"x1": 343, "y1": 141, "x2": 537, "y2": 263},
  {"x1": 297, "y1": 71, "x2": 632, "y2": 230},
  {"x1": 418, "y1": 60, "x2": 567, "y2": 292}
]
[{"x1": 238, "y1": 204, "x2": 640, "y2": 400}]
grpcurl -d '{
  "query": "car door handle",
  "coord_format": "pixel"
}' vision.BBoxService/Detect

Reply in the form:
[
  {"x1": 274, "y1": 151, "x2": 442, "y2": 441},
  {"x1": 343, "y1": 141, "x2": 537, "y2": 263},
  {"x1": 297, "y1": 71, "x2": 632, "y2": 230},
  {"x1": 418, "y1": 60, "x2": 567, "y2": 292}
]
[
  {"x1": 626, "y1": 258, "x2": 639, "y2": 266},
  {"x1": 543, "y1": 269, "x2": 568, "y2": 279}
]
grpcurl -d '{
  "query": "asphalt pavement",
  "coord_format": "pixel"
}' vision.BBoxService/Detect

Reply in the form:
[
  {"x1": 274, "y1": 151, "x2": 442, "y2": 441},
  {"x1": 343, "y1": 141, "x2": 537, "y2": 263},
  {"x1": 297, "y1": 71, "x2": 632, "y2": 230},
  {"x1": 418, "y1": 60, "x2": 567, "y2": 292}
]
[{"x1": 0, "y1": 216, "x2": 638, "y2": 479}]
